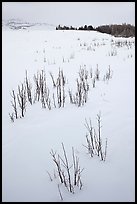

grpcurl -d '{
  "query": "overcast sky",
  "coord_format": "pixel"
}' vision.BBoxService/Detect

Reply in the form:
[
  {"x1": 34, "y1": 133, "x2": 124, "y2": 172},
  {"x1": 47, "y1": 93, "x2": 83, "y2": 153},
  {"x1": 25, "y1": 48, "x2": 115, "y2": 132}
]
[{"x1": 2, "y1": 2, "x2": 135, "y2": 27}]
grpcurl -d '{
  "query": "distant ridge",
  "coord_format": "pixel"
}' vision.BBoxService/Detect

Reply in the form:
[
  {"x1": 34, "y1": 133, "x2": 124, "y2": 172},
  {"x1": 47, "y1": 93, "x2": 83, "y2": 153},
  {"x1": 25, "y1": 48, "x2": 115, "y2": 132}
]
[{"x1": 2, "y1": 19, "x2": 56, "y2": 30}]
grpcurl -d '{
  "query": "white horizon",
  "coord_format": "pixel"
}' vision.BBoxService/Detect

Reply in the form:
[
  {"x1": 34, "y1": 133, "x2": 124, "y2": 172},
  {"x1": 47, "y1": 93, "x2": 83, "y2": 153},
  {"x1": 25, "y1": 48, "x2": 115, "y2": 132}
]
[{"x1": 2, "y1": 2, "x2": 135, "y2": 27}]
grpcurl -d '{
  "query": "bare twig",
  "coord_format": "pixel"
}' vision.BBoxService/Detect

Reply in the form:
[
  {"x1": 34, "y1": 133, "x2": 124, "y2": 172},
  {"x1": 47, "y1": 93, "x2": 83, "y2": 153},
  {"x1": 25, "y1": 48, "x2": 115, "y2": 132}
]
[
  {"x1": 17, "y1": 83, "x2": 27, "y2": 118},
  {"x1": 49, "y1": 72, "x2": 56, "y2": 88},
  {"x1": 10, "y1": 90, "x2": 18, "y2": 119},
  {"x1": 47, "y1": 170, "x2": 53, "y2": 181},
  {"x1": 9, "y1": 113, "x2": 14, "y2": 122},
  {"x1": 61, "y1": 143, "x2": 73, "y2": 193},
  {"x1": 50, "y1": 149, "x2": 64, "y2": 184},
  {"x1": 25, "y1": 70, "x2": 32, "y2": 105},
  {"x1": 58, "y1": 184, "x2": 63, "y2": 201}
]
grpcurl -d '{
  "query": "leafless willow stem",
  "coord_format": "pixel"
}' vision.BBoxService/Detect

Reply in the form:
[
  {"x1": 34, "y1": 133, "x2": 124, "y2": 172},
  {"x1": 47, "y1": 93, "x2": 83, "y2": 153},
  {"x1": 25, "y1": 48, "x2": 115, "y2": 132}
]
[
  {"x1": 92, "y1": 78, "x2": 96, "y2": 88},
  {"x1": 97, "y1": 113, "x2": 103, "y2": 160},
  {"x1": 50, "y1": 144, "x2": 83, "y2": 195},
  {"x1": 61, "y1": 143, "x2": 73, "y2": 193},
  {"x1": 47, "y1": 170, "x2": 53, "y2": 181},
  {"x1": 17, "y1": 83, "x2": 27, "y2": 117},
  {"x1": 50, "y1": 149, "x2": 64, "y2": 184},
  {"x1": 72, "y1": 147, "x2": 84, "y2": 188},
  {"x1": 33, "y1": 71, "x2": 41, "y2": 102},
  {"x1": 84, "y1": 114, "x2": 107, "y2": 161},
  {"x1": 9, "y1": 113, "x2": 14, "y2": 122},
  {"x1": 58, "y1": 184, "x2": 63, "y2": 201},
  {"x1": 52, "y1": 93, "x2": 56, "y2": 108},
  {"x1": 25, "y1": 70, "x2": 32, "y2": 105},
  {"x1": 56, "y1": 69, "x2": 66, "y2": 108},
  {"x1": 95, "y1": 64, "x2": 100, "y2": 80},
  {"x1": 49, "y1": 72, "x2": 56, "y2": 88},
  {"x1": 10, "y1": 90, "x2": 18, "y2": 119},
  {"x1": 103, "y1": 138, "x2": 108, "y2": 162}
]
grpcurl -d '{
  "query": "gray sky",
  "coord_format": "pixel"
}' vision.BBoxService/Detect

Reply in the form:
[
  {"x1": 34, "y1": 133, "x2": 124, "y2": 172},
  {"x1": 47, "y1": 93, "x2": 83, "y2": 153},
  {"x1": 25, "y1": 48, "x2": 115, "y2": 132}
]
[{"x1": 2, "y1": 2, "x2": 135, "y2": 27}]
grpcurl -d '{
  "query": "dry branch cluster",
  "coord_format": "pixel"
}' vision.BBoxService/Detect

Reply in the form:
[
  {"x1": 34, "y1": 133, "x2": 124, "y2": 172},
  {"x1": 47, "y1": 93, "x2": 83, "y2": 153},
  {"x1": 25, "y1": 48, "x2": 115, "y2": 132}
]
[
  {"x1": 103, "y1": 65, "x2": 113, "y2": 81},
  {"x1": 49, "y1": 143, "x2": 84, "y2": 198},
  {"x1": 83, "y1": 113, "x2": 107, "y2": 161},
  {"x1": 9, "y1": 65, "x2": 113, "y2": 122},
  {"x1": 48, "y1": 113, "x2": 108, "y2": 200},
  {"x1": 9, "y1": 83, "x2": 27, "y2": 121},
  {"x1": 56, "y1": 69, "x2": 66, "y2": 108},
  {"x1": 9, "y1": 69, "x2": 66, "y2": 122},
  {"x1": 68, "y1": 67, "x2": 89, "y2": 107},
  {"x1": 68, "y1": 64, "x2": 112, "y2": 107},
  {"x1": 33, "y1": 70, "x2": 51, "y2": 110}
]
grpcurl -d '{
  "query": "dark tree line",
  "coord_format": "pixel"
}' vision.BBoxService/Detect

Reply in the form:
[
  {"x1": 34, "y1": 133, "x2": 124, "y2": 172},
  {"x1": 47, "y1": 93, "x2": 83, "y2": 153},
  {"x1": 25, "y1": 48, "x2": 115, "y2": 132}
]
[
  {"x1": 56, "y1": 24, "x2": 94, "y2": 31},
  {"x1": 56, "y1": 23, "x2": 135, "y2": 37},
  {"x1": 56, "y1": 24, "x2": 77, "y2": 30},
  {"x1": 95, "y1": 23, "x2": 135, "y2": 37}
]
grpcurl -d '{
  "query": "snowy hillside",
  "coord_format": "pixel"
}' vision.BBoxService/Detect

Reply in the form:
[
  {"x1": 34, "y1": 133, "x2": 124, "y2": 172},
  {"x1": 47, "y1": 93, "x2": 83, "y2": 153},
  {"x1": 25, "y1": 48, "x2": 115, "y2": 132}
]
[
  {"x1": 2, "y1": 28, "x2": 135, "y2": 202},
  {"x1": 2, "y1": 19, "x2": 55, "y2": 30}
]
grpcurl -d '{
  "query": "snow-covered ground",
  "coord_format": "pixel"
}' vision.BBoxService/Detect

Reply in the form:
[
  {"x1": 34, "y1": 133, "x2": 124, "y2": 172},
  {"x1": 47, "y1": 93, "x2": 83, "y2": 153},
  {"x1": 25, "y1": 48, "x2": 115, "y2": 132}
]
[{"x1": 2, "y1": 28, "x2": 135, "y2": 202}]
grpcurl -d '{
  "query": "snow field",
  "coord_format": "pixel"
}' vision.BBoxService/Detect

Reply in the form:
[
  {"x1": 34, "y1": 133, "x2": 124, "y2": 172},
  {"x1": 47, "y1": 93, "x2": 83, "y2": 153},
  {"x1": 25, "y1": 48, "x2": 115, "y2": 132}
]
[{"x1": 2, "y1": 29, "x2": 135, "y2": 202}]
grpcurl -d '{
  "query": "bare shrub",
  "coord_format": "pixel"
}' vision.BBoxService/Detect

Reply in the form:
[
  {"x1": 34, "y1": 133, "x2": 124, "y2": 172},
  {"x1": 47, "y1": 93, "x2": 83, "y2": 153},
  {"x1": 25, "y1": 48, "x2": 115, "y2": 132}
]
[
  {"x1": 92, "y1": 77, "x2": 96, "y2": 88},
  {"x1": 44, "y1": 87, "x2": 51, "y2": 110},
  {"x1": 25, "y1": 70, "x2": 32, "y2": 105},
  {"x1": 10, "y1": 90, "x2": 18, "y2": 119},
  {"x1": 56, "y1": 69, "x2": 66, "y2": 108},
  {"x1": 33, "y1": 70, "x2": 52, "y2": 110},
  {"x1": 68, "y1": 67, "x2": 90, "y2": 107},
  {"x1": 103, "y1": 65, "x2": 113, "y2": 82},
  {"x1": 17, "y1": 83, "x2": 27, "y2": 118},
  {"x1": 90, "y1": 67, "x2": 93, "y2": 79},
  {"x1": 83, "y1": 113, "x2": 108, "y2": 161},
  {"x1": 50, "y1": 143, "x2": 84, "y2": 195},
  {"x1": 33, "y1": 71, "x2": 41, "y2": 102},
  {"x1": 95, "y1": 64, "x2": 100, "y2": 80},
  {"x1": 105, "y1": 65, "x2": 113, "y2": 80}
]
